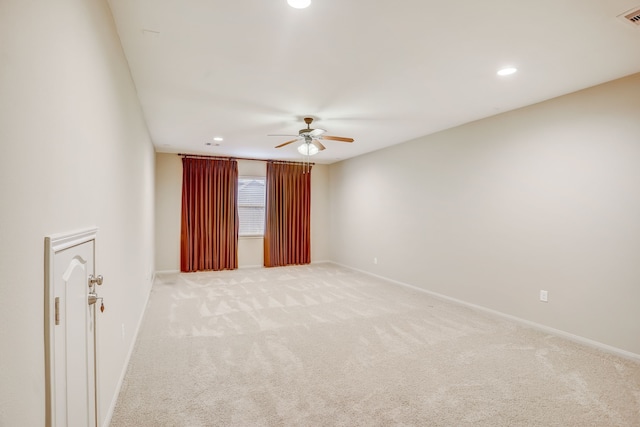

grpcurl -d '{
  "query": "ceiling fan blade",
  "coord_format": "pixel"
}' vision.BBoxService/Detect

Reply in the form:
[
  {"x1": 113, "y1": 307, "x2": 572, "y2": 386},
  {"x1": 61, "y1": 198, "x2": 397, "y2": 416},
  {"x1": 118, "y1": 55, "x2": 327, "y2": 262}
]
[
  {"x1": 275, "y1": 139, "x2": 299, "y2": 148},
  {"x1": 309, "y1": 128, "x2": 326, "y2": 137},
  {"x1": 321, "y1": 135, "x2": 354, "y2": 143},
  {"x1": 312, "y1": 140, "x2": 326, "y2": 151}
]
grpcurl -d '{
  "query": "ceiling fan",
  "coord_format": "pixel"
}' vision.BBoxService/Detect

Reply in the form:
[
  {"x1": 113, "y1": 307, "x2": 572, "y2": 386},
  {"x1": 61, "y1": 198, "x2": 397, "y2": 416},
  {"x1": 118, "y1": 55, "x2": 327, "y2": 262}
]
[{"x1": 270, "y1": 117, "x2": 354, "y2": 155}]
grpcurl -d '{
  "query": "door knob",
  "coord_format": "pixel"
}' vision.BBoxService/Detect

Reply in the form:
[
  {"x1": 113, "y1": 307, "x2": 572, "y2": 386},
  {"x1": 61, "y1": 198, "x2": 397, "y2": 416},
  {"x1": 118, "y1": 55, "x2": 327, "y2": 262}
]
[{"x1": 88, "y1": 274, "x2": 103, "y2": 286}]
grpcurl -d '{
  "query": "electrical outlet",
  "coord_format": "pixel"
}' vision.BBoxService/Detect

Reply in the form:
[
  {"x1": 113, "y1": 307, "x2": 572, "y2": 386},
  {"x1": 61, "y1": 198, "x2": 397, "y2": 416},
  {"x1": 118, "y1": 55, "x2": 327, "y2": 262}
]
[
  {"x1": 373, "y1": 257, "x2": 378, "y2": 265},
  {"x1": 539, "y1": 290, "x2": 548, "y2": 302},
  {"x1": 121, "y1": 324, "x2": 126, "y2": 341}
]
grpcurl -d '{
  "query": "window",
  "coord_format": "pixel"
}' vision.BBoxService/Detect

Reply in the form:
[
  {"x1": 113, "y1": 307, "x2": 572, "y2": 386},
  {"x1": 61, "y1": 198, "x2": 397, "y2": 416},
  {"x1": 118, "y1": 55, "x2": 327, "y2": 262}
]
[{"x1": 238, "y1": 176, "x2": 266, "y2": 236}]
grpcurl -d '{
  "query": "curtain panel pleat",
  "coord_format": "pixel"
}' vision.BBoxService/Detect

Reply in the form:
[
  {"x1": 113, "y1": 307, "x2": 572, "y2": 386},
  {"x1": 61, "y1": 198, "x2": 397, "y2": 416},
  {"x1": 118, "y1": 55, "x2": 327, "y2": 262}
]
[
  {"x1": 264, "y1": 162, "x2": 311, "y2": 267},
  {"x1": 180, "y1": 158, "x2": 239, "y2": 272}
]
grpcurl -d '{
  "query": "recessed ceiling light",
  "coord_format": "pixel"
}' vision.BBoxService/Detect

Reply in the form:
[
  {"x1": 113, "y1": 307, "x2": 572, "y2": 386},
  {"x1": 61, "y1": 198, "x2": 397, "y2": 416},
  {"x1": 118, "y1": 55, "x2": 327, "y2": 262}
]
[
  {"x1": 213, "y1": 137, "x2": 223, "y2": 141},
  {"x1": 288, "y1": 0, "x2": 311, "y2": 9},
  {"x1": 497, "y1": 67, "x2": 517, "y2": 76}
]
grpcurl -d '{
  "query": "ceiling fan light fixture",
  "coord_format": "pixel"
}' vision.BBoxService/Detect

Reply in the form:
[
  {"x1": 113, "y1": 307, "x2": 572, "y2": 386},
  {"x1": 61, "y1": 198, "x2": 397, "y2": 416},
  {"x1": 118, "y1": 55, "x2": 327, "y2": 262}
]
[
  {"x1": 288, "y1": 0, "x2": 311, "y2": 8},
  {"x1": 272, "y1": 117, "x2": 353, "y2": 152},
  {"x1": 298, "y1": 142, "x2": 319, "y2": 156}
]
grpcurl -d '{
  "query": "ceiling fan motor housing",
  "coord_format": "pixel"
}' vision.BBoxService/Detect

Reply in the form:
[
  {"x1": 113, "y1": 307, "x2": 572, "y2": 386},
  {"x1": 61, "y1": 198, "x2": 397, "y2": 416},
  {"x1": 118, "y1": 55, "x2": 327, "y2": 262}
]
[
  {"x1": 300, "y1": 117, "x2": 315, "y2": 135},
  {"x1": 272, "y1": 117, "x2": 353, "y2": 150}
]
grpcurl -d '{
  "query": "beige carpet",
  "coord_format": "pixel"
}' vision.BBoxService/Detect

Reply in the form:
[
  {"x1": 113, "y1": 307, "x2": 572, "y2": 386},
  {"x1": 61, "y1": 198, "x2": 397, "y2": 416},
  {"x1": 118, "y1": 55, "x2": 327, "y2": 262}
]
[{"x1": 110, "y1": 263, "x2": 640, "y2": 426}]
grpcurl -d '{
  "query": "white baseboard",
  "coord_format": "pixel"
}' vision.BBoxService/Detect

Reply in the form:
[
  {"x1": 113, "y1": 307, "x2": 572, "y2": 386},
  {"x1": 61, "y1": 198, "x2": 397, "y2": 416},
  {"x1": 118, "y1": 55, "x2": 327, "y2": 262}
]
[
  {"x1": 240, "y1": 261, "x2": 332, "y2": 268},
  {"x1": 155, "y1": 264, "x2": 332, "y2": 272},
  {"x1": 102, "y1": 274, "x2": 155, "y2": 427},
  {"x1": 331, "y1": 262, "x2": 640, "y2": 363},
  {"x1": 157, "y1": 267, "x2": 266, "y2": 271},
  {"x1": 155, "y1": 269, "x2": 180, "y2": 275}
]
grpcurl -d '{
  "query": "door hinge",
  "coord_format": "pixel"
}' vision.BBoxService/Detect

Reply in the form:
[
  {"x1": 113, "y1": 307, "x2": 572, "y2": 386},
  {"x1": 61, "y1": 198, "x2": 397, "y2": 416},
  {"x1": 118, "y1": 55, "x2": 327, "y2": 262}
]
[{"x1": 55, "y1": 297, "x2": 60, "y2": 325}]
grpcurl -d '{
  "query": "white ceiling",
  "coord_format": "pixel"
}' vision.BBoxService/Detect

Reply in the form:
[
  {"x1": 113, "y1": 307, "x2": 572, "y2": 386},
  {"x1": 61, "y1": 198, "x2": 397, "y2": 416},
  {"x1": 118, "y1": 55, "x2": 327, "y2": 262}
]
[{"x1": 107, "y1": 0, "x2": 640, "y2": 164}]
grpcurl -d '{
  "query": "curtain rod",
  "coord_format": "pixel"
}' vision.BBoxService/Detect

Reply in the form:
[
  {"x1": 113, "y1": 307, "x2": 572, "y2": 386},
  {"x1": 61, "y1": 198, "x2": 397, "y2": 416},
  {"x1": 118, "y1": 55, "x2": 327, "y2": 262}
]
[{"x1": 178, "y1": 153, "x2": 314, "y2": 166}]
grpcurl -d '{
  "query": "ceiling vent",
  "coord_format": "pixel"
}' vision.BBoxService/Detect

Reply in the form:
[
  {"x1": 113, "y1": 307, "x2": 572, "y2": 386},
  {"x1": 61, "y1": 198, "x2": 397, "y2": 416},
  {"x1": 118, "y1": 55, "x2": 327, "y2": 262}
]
[{"x1": 618, "y1": 7, "x2": 640, "y2": 26}]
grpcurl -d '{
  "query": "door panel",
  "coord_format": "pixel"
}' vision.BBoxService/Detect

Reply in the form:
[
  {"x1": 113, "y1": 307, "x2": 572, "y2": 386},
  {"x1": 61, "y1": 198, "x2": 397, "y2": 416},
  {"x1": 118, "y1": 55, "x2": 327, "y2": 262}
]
[{"x1": 45, "y1": 228, "x2": 99, "y2": 427}]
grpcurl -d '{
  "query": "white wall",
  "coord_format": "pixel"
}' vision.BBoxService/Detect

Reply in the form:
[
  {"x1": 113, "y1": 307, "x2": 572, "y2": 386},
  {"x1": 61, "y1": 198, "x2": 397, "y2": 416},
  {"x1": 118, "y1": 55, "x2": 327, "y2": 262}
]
[
  {"x1": 310, "y1": 163, "x2": 331, "y2": 263},
  {"x1": 155, "y1": 153, "x2": 182, "y2": 270},
  {"x1": 329, "y1": 73, "x2": 640, "y2": 356},
  {"x1": 155, "y1": 154, "x2": 331, "y2": 270},
  {"x1": 0, "y1": 1, "x2": 155, "y2": 425}
]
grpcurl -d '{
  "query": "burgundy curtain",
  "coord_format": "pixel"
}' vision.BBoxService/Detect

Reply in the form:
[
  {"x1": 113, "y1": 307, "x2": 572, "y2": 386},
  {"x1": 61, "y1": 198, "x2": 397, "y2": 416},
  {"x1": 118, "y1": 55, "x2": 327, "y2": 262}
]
[
  {"x1": 264, "y1": 162, "x2": 311, "y2": 267},
  {"x1": 180, "y1": 157, "x2": 238, "y2": 272}
]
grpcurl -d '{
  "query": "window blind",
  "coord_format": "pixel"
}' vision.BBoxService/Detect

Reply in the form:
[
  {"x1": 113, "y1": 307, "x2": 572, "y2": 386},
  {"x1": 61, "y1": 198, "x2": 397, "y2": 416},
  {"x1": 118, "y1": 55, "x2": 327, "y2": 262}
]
[{"x1": 238, "y1": 177, "x2": 266, "y2": 236}]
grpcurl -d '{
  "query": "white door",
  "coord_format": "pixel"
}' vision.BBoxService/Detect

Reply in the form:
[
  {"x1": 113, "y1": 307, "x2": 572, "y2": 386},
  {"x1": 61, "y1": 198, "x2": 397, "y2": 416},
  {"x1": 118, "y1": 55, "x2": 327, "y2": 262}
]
[{"x1": 45, "y1": 228, "x2": 101, "y2": 427}]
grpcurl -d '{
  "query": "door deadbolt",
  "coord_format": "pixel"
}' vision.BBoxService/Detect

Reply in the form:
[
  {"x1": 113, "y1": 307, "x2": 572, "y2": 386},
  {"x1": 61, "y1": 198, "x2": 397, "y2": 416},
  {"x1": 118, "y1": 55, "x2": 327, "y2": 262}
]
[{"x1": 88, "y1": 292, "x2": 105, "y2": 312}]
